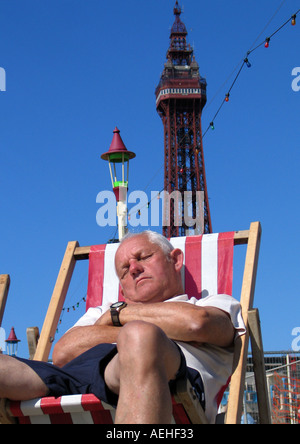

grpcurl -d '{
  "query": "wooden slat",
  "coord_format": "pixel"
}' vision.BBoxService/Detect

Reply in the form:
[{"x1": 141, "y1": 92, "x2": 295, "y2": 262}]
[
  {"x1": 0, "y1": 274, "x2": 10, "y2": 327},
  {"x1": 0, "y1": 398, "x2": 16, "y2": 424},
  {"x1": 27, "y1": 327, "x2": 40, "y2": 360},
  {"x1": 34, "y1": 242, "x2": 79, "y2": 362},
  {"x1": 248, "y1": 309, "x2": 272, "y2": 424},
  {"x1": 233, "y1": 230, "x2": 249, "y2": 245},
  {"x1": 72, "y1": 231, "x2": 250, "y2": 262},
  {"x1": 74, "y1": 246, "x2": 91, "y2": 260},
  {"x1": 174, "y1": 378, "x2": 209, "y2": 424},
  {"x1": 226, "y1": 222, "x2": 262, "y2": 424}
]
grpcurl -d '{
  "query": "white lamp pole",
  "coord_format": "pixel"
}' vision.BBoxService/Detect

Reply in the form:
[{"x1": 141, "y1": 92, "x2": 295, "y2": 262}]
[{"x1": 101, "y1": 127, "x2": 136, "y2": 241}]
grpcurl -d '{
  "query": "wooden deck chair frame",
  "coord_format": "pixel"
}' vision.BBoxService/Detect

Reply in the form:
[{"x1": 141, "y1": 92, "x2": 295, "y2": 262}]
[
  {"x1": 5, "y1": 222, "x2": 271, "y2": 424},
  {"x1": 0, "y1": 275, "x2": 11, "y2": 425},
  {"x1": 0, "y1": 274, "x2": 10, "y2": 330}
]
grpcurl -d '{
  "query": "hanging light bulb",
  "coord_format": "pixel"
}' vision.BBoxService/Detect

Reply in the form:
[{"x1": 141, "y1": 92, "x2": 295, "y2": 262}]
[
  {"x1": 264, "y1": 38, "x2": 270, "y2": 48},
  {"x1": 292, "y1": 15, "x2": 296, "y2": 26},
  {"x1": 244, "y1": 57, "x2": 252, "y2": 68}
]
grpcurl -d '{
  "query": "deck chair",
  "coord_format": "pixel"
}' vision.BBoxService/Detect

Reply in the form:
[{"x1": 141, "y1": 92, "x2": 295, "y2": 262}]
[{"x1": 4, "y1": 222, "x2": 271, "y2": 424}]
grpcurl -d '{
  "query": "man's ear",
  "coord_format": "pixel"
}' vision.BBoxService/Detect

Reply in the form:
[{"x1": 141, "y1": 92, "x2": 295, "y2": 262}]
[
  {"x1": 170, "y1": 248, "x2": 184, "y2": 272},
  {"x1": 120, "y1": 286, "x2": 125, "y2": 300}
]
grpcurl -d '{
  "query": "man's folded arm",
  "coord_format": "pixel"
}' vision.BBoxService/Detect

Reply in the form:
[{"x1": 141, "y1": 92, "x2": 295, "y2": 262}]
[
  {"x1": 52, "y1": 324, "x2": 120, "y2": 368},
  {"x1": 52, "y1": 301, "x2": 235, "y2": 368},
  {"x1": 117, "y1": 302, "x2": 235, "y2": 347}
]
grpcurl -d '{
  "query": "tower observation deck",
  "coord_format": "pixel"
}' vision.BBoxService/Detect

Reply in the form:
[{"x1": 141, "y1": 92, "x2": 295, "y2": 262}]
[{"x1": 155, "y1": 1, "x2": 212, "y2": 237}]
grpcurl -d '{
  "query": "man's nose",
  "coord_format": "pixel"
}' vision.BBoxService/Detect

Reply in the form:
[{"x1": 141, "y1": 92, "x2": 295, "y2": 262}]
[{"x1": 129, "y1": 259, "x2": 143, "y2": 276}]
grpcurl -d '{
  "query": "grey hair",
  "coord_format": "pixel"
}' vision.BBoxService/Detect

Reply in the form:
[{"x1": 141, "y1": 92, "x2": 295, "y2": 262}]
[{"x1": 119, "y1": 230, "x2": 174, "y2": 257}]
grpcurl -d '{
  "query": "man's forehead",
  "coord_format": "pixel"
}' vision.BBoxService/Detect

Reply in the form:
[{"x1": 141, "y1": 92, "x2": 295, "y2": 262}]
[{"x1": 116, "y1": 235, "x2": 158, "y2": 262}]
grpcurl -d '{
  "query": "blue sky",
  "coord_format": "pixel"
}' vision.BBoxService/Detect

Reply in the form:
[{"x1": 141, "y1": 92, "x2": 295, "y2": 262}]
[{"x1": 1, "y1": 0, "x2": 300, "y2": 358}]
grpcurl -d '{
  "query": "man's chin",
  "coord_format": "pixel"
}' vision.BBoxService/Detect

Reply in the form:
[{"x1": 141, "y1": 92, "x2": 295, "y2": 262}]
[{"x1": 126, "y1": 289, "x2": 161, "y2": 304}]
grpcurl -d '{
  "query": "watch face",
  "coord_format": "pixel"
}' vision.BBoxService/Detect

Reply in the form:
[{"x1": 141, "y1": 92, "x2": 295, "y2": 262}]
[{"x1": 111, "y1": 302, "x2": 125, "y2": 309}]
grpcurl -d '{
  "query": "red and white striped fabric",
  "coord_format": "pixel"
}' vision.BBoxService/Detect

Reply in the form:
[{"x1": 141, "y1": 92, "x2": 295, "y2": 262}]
[
  {"x1": 9, "y1": 394, "x2": 115, "y2": 424},
  {"x1": 86, "y1": 232, "x2": 234, "y2": 310},
  {"x1": 9, "y1": 394, "x2": 190, "y2": 424}
]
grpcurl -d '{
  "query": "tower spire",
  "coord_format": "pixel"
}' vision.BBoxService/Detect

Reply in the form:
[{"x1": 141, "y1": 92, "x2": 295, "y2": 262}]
[
  {"x1": 174, "y1": 1, "x2": 181, "y2": 15},
  {"x1": 155, "y1": 3, "x2": 212, "y2": 237},
  {"x1": 171, "y1": 1, "x2": 187, "y2": 36}
]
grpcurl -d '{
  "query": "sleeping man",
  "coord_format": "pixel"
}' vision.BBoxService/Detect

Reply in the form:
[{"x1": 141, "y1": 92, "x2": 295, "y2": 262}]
[{"x1": 0, "y1": 231, "x2": 245, "y2": 424}]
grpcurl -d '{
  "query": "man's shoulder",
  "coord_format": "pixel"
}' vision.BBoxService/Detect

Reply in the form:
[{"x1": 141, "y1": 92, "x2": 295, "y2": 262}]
[{"x1": 166, "y1": 293, "x2": 238, "y2": 307}]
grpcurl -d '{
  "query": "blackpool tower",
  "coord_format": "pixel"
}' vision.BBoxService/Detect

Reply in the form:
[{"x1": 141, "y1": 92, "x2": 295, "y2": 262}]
[{"x1": 155, "y1": 2, "x2": 212, "y2": 237}]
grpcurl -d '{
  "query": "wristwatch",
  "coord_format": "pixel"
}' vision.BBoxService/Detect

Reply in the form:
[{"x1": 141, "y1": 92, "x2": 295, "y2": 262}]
[{"x1": 110, "y1": 301, "x2": 127, "y2": 327}]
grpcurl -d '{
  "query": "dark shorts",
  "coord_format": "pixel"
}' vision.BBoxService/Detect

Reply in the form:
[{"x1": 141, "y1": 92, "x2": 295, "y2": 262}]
[{"x1": 15, "y1": 343, "x2": 205, "y2": 410}]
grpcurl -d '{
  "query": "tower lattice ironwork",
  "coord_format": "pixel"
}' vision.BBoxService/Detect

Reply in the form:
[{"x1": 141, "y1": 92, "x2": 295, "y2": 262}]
[{"x1": 155, "y1": 2, "x2": 212, "y2": 238}]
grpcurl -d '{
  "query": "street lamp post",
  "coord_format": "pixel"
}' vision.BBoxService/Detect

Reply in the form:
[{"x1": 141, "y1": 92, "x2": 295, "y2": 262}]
[
  {"x1": 101, "y1": 127, "x2": 136, "y2": 241},
  {"x1": 5, "y1": 327, "x2": 21, "y2": 357}
]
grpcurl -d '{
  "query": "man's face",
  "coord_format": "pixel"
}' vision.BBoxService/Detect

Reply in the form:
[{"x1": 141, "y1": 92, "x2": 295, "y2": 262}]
[{"x1": 115, "y1": 235, "x2": 183, "y2": 304}]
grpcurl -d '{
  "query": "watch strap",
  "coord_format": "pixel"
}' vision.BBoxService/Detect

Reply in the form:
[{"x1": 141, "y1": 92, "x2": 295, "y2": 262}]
[
  {"x1": 111, "y1": 309, "x2": 122, "y2": 327},
  {"x1": 110, "y1": 302, "x2": 127, "y2": 327}
]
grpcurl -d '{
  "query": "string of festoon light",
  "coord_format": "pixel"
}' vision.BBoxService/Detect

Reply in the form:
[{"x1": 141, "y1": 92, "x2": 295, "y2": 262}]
[
  {"x1": 203, "y1": 9, "x2": 300, "y2": 137},
  {"x1": 58, "y1": 9, "x2": 300, "y2": 329},
  {"x1": 57, "y1": 297, "x2": 86, "y2": 334}
]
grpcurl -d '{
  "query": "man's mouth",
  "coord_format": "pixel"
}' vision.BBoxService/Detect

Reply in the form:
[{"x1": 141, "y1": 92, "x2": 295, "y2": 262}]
[{"x1": 136, "y1": 277, "x2": 151, "y2": 286}]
